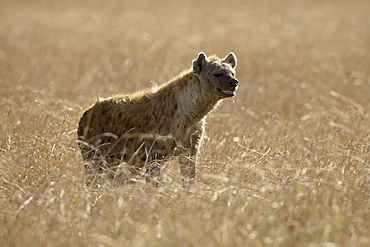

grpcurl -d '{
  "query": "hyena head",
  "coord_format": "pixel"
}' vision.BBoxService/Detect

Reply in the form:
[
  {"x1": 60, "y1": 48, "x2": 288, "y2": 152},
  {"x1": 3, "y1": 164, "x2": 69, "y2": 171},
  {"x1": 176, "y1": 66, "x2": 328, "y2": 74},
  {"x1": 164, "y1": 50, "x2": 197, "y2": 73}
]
[{"x1": 193, "y1": 52, "x2": 238, "y2": 98}]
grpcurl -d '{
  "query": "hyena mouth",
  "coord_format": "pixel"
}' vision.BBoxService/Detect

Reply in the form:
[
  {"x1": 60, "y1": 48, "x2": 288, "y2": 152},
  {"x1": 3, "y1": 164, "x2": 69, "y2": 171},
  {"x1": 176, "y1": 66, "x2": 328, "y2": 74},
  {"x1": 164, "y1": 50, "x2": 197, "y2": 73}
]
[{"x1": 218, "y1": 89, "x2": 236, "y2": 97}]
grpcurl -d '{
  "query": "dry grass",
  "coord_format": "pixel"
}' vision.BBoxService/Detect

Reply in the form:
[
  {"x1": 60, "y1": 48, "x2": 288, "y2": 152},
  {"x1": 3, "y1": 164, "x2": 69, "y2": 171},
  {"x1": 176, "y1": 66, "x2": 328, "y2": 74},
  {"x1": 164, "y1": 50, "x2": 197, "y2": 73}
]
[{"x1": 1, "y1": 0, "x2": 369, "y2": 246}]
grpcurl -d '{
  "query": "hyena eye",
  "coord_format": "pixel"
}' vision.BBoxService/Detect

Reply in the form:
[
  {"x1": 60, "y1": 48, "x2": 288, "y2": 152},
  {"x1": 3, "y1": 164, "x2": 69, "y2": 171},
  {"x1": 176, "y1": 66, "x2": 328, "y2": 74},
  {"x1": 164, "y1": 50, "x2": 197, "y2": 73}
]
[
  {"x1": 214, "y1": 73, "x2": 223, "y2": 78},
  {"x1": 231, "y1": 72, "x2": 235, "y2": 77}
]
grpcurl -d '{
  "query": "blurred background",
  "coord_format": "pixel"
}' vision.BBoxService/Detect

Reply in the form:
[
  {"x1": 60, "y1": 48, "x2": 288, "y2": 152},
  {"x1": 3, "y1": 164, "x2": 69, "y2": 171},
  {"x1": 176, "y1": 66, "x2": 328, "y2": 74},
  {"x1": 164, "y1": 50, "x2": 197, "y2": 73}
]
[
  {"x1": 1, "y1": 0, "x2": 369, "y2": 109},
  {"x1": 0, "y1": 0, "x2": 369, "y2": 246},
  {"x1": 1, "y1": 0, "x2": 369, "y2": 151}
]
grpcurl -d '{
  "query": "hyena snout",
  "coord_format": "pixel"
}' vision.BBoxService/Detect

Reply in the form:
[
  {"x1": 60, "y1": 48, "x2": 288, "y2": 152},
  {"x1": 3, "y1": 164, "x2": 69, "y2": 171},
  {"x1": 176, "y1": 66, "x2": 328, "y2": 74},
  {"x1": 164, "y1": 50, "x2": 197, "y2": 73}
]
[
  {"x1": 218, "y1": 77, "x2": 239, "y2": 97},
  {"x1": 227, "y1": 78, "x2": 238, "y2": 87}
]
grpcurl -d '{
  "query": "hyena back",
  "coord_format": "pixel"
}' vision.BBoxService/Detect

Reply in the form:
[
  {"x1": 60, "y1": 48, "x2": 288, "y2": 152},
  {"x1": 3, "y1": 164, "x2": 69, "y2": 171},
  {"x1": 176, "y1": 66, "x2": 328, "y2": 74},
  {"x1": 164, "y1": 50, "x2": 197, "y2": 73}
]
[{"x1": 77, "y1": 52, "x2": 238, "y2": 186}]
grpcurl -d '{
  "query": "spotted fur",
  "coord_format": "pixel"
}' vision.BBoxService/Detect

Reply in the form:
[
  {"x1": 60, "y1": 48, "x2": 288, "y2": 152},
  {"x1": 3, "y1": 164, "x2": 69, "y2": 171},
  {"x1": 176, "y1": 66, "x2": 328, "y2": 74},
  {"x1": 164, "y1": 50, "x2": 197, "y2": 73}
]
[{"x1": 77, "y1": 52, "x2": 238, "y2": 186}]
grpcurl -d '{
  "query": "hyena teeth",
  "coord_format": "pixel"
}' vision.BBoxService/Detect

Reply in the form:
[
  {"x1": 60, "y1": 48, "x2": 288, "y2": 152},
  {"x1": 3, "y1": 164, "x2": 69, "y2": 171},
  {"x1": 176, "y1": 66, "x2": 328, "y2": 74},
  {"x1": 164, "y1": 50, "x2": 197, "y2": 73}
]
[{"x1": 221, "y1": 90, "x2": 235, "y2": 95}]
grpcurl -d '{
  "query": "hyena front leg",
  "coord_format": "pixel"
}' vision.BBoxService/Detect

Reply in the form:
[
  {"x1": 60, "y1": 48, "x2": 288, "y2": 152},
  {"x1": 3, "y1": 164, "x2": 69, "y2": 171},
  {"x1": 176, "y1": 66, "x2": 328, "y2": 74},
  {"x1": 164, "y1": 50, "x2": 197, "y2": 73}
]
[
  {"x1": 179, "y1": 154, "x2": 196, "y2": 187},
  {"x1": 144, "y1": 140, "x2": 168, "y2": 187},
  {"x1": 179, "y1": 128, "x2": 202, "y2": 187}
]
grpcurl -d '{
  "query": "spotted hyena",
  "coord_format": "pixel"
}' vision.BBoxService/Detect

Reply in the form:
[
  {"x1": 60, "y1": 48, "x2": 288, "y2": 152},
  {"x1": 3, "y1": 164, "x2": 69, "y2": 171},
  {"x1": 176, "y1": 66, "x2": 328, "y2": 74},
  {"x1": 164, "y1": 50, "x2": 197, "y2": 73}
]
[{"x1": 77, "y1": 52, "x2": 238, "y2": 186}]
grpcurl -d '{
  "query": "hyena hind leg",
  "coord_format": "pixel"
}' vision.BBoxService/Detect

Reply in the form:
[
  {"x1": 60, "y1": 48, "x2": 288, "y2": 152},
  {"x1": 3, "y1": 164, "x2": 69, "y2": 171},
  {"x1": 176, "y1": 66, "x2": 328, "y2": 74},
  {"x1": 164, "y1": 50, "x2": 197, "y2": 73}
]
[
  {"x1": 84, "y1": 160, "x2": 108, "y2": 187},
  {"x1": 145, "y1": 161, "x2": 162, "y2": 187}
]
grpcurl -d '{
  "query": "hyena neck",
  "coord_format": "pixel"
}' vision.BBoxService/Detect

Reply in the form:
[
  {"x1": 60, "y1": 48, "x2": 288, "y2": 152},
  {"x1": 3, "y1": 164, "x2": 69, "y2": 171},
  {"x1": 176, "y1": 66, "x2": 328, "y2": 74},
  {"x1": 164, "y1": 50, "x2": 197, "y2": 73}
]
[{"x1": 172, "y1": 71, "x2": 220, "y2": 125}]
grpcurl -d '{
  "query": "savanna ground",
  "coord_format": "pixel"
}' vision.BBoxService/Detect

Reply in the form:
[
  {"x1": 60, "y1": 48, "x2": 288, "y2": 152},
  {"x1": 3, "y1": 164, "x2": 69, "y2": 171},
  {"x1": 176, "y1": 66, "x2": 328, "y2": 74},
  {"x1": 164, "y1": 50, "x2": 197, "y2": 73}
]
[{"x1": 1, "y1": 0, "x2": 369, "y2": 246}]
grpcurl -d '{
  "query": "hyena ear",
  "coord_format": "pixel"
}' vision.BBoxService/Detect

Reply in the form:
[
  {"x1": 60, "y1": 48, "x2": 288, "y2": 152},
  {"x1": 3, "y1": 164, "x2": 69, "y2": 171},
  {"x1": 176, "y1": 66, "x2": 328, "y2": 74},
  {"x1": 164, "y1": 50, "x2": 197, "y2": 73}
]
[
  {"x1": 193, "y1": 52, "x2": 208, "y2": 75},
  {"x1": 223, "y1": 52, "x2": 237, "y2": 69}
]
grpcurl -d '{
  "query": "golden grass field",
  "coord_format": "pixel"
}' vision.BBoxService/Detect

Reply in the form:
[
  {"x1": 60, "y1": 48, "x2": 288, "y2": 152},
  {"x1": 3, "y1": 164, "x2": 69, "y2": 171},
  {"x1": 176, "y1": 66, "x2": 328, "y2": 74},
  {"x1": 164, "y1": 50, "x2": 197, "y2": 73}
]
[{"x1": 1, "y1": 0, "x2": 369, "y2": 246}]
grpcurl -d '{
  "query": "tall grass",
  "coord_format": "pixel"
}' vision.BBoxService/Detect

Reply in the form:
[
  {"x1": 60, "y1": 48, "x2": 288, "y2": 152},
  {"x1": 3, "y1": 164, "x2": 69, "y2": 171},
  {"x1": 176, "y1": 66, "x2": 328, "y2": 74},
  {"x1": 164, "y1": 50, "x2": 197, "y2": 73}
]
[{"x1": 1, "y1": 0, "x2": 369, "y2": 246}]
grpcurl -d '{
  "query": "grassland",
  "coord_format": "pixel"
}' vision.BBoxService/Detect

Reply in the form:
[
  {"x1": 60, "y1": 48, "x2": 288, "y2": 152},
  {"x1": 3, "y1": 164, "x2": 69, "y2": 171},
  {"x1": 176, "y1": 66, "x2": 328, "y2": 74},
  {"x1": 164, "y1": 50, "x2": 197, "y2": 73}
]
[{"x1": 1, "y1": 0, "x2": 369, "y2": 246}]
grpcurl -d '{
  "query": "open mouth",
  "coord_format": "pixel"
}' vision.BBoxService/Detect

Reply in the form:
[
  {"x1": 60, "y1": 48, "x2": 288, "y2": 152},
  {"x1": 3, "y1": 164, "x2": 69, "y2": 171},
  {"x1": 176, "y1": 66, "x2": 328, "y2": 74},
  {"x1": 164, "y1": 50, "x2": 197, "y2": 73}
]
[{"x1": 218, "y1": 89, "x2": 236, "y2": 97}]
